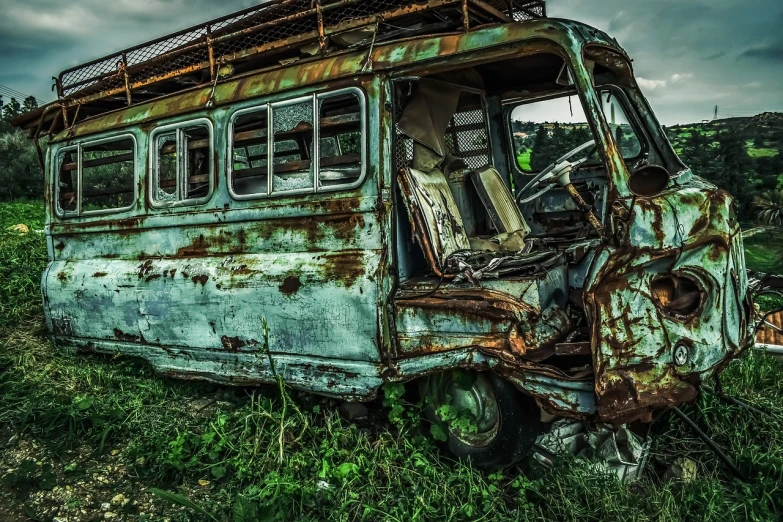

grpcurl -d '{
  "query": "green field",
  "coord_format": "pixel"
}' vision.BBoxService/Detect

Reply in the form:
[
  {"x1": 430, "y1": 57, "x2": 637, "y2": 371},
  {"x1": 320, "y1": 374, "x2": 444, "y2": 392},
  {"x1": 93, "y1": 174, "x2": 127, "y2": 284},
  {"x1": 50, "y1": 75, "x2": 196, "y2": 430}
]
[
  {"x1": 744, "y1": 233, "x2": 783, "y2": 273},
  {"x1": 516, "y1": 150, "x2": 532, "y2": 171},
  {"x1": 2, "y1": 201, "x2": 783, "y2": 521}
]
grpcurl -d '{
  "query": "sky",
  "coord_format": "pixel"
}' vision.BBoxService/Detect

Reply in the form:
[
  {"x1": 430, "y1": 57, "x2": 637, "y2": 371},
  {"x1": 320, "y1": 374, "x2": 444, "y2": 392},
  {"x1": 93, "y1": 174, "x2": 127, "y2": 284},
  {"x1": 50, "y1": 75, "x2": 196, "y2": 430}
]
[{"x1": 0, "y1": 0, "x2": 781, "y2": 125}]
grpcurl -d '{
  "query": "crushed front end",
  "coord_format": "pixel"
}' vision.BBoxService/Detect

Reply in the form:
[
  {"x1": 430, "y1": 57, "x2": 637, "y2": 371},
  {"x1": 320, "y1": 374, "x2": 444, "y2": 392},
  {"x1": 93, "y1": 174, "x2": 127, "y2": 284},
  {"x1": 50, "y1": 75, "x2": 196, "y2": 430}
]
[
  {"x1": 390, "y1": 24, "x2": 753, "y2": 425},
  {"x1": 586, "y1": 177, "x2": 754, "y2": 423}
]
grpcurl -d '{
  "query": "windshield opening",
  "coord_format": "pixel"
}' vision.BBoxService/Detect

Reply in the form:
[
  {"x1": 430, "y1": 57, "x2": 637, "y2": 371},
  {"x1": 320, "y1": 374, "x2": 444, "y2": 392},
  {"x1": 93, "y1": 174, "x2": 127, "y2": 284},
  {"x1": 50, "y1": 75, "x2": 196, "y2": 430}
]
[{"x1": 510, "y1": 89, "x2": 642, "y2": 174}]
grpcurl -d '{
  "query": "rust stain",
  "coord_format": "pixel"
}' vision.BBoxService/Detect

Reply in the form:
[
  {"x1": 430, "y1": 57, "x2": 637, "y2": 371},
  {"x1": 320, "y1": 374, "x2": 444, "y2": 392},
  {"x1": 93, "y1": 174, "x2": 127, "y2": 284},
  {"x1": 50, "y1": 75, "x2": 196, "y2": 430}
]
[
  {"x1": 137, "y1": 260, "x2": 154, "y2": 279},
  {"x1": 220, "y1": 335, "x2": 246, "y2": 352},
  {"x1": 113, "y1": 328, "x2": 142, "y2": 343},
  {"x1": 279, "y1": 275, "x2": 302, "y2": 296},
  {"x1": 319, "y1": 252, "x2": 365, "y2": 287},
  {"x1": 192, "y1": 274, "x2": 209, "y2": 286}
]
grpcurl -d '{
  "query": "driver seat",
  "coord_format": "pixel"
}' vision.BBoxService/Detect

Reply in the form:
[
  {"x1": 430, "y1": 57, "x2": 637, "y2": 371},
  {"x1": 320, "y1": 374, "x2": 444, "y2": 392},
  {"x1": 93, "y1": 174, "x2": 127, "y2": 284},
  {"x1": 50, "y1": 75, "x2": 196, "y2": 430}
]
[{"x1": 469, "y1": 166, "x2": 531, "y2": 237}]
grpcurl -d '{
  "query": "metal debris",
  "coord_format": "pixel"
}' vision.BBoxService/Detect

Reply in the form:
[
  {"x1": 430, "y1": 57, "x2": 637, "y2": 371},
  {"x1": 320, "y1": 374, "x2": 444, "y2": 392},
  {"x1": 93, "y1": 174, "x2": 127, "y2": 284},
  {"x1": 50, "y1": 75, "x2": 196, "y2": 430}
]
[{"x1": 533, "y1": 419, "x2": 650, "y2": 483}]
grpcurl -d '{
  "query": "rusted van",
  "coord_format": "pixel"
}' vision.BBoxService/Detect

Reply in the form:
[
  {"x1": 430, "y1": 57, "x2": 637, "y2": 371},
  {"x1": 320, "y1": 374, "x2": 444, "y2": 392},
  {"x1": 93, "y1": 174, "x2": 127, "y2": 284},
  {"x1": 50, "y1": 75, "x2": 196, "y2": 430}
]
[{"x1": 14, "y1": 0, "x2": 753, "y2": 468}]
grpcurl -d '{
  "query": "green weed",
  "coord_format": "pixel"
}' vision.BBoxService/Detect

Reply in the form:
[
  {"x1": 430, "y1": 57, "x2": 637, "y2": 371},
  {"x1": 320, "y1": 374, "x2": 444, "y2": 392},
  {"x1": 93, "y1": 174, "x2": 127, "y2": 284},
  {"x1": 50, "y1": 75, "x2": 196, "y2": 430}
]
[{"x1": 2, "y1": 200, "x2": 783, "y2": 521}]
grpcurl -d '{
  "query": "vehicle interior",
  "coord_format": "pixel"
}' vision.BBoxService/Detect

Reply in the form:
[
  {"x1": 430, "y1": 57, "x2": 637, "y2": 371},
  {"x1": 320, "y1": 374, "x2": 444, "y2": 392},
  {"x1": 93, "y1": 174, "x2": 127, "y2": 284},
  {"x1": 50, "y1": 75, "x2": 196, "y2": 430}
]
[
  {"x1": 392, "y1": 49, "x2": 649, "y2": 285},
  {"x1": 390, "y1": 49, "x2": 652, "y2": 376}
]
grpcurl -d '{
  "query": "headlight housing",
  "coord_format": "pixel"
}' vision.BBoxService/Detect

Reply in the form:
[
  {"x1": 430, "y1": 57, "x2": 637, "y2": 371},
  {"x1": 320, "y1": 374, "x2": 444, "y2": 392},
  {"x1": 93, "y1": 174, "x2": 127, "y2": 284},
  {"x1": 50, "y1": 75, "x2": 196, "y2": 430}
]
[{"x1": 651, "y1": 274, "x2": 703, "y2": 319}]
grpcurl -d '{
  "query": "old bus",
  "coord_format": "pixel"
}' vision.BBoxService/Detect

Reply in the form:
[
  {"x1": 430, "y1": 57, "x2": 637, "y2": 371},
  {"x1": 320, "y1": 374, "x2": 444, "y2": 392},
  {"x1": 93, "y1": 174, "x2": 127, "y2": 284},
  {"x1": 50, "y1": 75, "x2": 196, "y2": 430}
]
[{"x1": 13, "y1": 0, "x2": 753, "y2": 468}]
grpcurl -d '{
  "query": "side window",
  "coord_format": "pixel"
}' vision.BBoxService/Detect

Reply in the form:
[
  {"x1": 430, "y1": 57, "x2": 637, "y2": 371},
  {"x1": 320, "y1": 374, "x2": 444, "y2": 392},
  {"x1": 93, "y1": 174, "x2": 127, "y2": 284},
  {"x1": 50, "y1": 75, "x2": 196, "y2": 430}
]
[
  {"x1": 151, "y1": 121, "x2": 213, "y2": 205},
  {"x1": 232, "y1": 108, "x2": 269, "y2": 197},
  {"x1": 56, "y1": 148, "x2": 78, "y2": 215},
  {"x1": 55, "y1": 136, "x2": 136, "y2": 216},
  {"x1": 272, "y1": 99, "x2": 314, "y2": 193},
  {"x1": 230, "y1": 88, "x2": 366, "y2": 199},
  {"x1": 318, "y1": 90, "x2": 364, "y2": 188},
  {"x1": 508, "y1": 90, "x2": 641, "y2": 174}
]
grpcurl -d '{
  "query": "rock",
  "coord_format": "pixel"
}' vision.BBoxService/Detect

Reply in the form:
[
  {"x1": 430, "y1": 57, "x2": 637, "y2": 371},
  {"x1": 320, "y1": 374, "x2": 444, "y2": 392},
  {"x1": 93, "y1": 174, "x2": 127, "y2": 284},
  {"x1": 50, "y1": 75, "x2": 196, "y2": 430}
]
[
  {"x1": 9, "y1": 224, "x2": 29, "y2": 234},
  {"x1": 105, "y1": 512, "x2": 117, "y2": 519},
  {"x1": 664, "y1": 457, "x2": 698, "y2": 483},
  {"x1": 198, "y1": 479, "x2": 211, "y2": 487},
  {"x1": 111, "y1": 493, "x2": 126, "y2": 506},
  {"x1": 339, "y1": 401, "x2": 369, "y2": 420},
  {"x1": 101, "y1": 503, "x2": 111, "y2": 511}
]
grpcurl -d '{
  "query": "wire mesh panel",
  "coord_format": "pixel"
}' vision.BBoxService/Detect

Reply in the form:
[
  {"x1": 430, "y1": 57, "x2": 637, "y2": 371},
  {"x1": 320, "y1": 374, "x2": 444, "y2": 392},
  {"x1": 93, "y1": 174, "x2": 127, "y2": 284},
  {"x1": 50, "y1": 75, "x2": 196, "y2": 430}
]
[
  {"x1": 57, "y1": 0, "x2": 546, "y2": 102},
  {"x1": 393, "y1": 84, "x2": 414, "y2": 174},
  {"x1": 445, "y1": 92, "x2": 491, "y2": 170}
]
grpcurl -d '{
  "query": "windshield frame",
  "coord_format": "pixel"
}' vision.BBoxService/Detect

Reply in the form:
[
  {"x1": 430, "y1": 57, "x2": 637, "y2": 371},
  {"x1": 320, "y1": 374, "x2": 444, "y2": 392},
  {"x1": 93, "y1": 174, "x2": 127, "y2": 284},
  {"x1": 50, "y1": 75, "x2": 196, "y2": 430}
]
[{"x1": 504, "y1": 84, "x2": 648, "y2": 177}]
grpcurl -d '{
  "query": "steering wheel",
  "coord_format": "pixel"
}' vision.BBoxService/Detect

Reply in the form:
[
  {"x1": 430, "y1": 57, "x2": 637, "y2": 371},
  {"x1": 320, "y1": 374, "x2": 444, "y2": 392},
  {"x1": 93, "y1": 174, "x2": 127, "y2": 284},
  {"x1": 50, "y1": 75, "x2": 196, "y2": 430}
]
[{"x1": 516, "y1": 139, "x2": 596, "y2": 204}]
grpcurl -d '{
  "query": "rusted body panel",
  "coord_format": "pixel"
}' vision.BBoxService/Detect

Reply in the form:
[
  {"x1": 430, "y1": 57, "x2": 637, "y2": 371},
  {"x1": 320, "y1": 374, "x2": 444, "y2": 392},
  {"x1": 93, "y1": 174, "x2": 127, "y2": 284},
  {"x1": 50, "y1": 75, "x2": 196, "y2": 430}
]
[
  {"x1": 44, "y1": 78, "x2": 390, "y2": 385},
  {"x1": 586, "y1": 183, "x2": 750, "y2": 422},
  {"x1": 27, "y1": 12, "x2": 753, "y2": 424}
]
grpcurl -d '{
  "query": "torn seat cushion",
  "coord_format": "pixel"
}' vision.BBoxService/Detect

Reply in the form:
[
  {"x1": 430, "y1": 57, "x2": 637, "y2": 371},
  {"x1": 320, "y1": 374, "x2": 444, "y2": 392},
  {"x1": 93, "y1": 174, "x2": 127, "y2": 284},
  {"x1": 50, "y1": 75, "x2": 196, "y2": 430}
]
[
  {"x1": 469, "y1": 230, "x2": 528, "y2": 253},
  {"x1": 398, "y1": 167, "x2": 471, "y2": 271}
]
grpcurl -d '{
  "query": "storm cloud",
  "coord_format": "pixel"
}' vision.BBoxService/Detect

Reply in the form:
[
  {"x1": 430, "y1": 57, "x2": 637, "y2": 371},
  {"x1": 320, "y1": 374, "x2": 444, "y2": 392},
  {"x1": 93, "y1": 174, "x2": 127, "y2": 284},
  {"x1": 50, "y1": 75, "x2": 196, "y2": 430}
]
[{"x1": 0, "y1": 0, "x2": 781, "y2": 124}]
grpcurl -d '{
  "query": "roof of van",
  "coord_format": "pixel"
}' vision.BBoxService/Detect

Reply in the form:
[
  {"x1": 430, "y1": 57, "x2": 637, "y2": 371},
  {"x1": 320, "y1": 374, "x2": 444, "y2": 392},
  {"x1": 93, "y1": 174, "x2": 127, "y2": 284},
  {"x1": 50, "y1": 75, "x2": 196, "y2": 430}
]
[
  {"x1": 15, "y1": 1, "x2": 548, "y2": 134},
  {"x1": 12, "y1": 2, "x2": 626, "y2": 141}
]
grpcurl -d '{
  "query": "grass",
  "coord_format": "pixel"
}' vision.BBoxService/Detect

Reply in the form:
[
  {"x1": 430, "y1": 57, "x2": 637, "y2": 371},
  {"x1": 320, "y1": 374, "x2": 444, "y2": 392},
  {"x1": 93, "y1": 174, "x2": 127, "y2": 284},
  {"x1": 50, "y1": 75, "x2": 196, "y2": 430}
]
[
  {"x1": 2, "y1": 200, "x2": 783, "y2": 521},
  {"x1": 516, "y1": 150, "x2": 532, "y2": 171},
  {"x1": 743, "y1": 232, "x2": 783, "y2": 274},
  {"x1": 748, "y1": 147, "x2": 779, "y2": 159}
]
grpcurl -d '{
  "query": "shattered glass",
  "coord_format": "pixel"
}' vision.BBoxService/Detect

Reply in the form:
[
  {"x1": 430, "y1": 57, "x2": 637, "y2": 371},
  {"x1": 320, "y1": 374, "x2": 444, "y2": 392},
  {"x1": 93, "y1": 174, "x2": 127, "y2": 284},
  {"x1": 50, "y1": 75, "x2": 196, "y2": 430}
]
[{"x1": 273, "y1": 101, "x2": 314, "y2": 193}]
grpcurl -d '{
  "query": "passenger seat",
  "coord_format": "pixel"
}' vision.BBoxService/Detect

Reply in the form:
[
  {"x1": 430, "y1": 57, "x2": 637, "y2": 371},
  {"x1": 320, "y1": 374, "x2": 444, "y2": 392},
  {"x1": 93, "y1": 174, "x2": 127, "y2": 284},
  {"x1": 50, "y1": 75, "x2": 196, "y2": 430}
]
[{"x1": 469, "y1": 166, "x2": 531, "y2": 238}]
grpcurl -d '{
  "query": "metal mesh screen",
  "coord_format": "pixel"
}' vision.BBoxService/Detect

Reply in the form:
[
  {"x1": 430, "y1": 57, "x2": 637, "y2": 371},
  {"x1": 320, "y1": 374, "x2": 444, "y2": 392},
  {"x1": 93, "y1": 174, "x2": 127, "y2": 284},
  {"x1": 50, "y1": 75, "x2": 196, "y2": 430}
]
[
  {"x1": 394, "y1": 88, "x2": 490, "y2": 173},
  {"x1": 58, "y1": 0, "x2": 546, "y2": 99},
  {"x1": 445, "y1": 92, "x2": 491, "y2": 169},
  {"x1": 393, "y1": 86, "x2": 413, "y2": 174}
]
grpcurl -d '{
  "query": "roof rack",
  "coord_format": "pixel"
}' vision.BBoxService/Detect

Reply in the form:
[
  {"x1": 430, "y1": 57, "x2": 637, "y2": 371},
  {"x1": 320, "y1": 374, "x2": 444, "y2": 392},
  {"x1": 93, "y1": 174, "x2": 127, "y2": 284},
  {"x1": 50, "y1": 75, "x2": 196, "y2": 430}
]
[
  {"x1": 13, "y1": 0, "x2": 545, "y2": 138},
  {"x1": 57, "y1": 0, "x2": 545, "y2": 105}
]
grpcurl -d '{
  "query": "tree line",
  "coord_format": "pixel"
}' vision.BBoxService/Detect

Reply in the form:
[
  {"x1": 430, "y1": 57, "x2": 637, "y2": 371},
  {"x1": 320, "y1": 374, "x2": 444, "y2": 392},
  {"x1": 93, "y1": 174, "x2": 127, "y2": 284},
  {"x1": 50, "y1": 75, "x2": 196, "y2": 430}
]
[
  {"x1": 677, "y1": 130, "x2": 783, "y2": 223},
  {"x1": 0, "y1": 95, "x2": 781, "y2": 228},
  {"x1": 0, "y1": 96, "x2": 43, "y2": 201}
]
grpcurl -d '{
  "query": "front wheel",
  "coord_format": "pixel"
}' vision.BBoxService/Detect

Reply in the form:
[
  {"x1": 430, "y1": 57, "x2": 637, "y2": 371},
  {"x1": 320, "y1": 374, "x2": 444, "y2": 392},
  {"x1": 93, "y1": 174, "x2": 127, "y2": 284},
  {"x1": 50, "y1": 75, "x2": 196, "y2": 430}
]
[{"x1": 419, "y1": 370, "x2": 543, "y2": 470}]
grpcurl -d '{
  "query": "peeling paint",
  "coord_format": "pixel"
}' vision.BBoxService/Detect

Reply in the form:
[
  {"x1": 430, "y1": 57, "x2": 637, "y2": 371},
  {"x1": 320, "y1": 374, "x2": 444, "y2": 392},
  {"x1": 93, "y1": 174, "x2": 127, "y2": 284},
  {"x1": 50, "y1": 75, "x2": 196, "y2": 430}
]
[{"x1": 18, "y1": 2, "x2": 751, "y2": 426}]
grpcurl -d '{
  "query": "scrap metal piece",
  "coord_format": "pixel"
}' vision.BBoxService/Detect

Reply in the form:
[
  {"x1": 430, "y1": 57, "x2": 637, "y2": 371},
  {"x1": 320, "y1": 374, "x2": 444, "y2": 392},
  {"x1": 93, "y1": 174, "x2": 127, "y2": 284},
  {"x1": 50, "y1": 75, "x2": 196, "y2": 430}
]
[{"x1": 533, "y1": 419, "x2": 651, "y2": 483}]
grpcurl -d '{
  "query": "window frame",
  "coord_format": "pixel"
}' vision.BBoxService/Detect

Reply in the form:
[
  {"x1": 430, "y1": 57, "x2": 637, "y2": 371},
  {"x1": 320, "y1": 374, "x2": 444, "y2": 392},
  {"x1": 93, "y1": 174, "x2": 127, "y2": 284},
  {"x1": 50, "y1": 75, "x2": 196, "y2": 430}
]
[
  {"x1": 148, "y1": 118, "x2": 215, "y2": 209},
  {"x1": 228, "y1": 86, "x2": 367, "y2": 201},
  {"x1": 53, "y1": 133, "x2": 138, "y2": 218},
  {"x1": 505, "y1": 86, "x2": 647, "y2": 177}
]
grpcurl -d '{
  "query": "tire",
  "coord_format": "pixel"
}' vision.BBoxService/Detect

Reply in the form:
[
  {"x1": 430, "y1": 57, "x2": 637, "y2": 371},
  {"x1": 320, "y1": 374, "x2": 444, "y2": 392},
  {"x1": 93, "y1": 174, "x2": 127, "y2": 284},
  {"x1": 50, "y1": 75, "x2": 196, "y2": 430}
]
[{"x1": 419, "y1": 370, "x2": 543, "y2": 470}]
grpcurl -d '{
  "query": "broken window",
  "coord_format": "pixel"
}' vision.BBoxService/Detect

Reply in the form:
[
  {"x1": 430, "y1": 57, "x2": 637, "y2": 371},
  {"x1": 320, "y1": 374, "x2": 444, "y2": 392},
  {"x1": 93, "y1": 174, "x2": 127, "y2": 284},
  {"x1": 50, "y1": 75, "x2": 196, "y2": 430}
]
[
  {"x1": 151, "y1": 121, "x2": 213, "y2": 205},
  {"x1": 229, "y1": 88, "x2": 365, "y2": 198},
  {"x1": 55, "y1": 148, "x2": 78, "y2": 215},
  {"x1": 55, "y1": 135, "x2": 136, "y2": 216},
  {"x1": 231, "y1": 107, "x2": 270, "y2": 197},
  {"x1": 272, "y1": 98, "x2": 315, "y2": 193}
]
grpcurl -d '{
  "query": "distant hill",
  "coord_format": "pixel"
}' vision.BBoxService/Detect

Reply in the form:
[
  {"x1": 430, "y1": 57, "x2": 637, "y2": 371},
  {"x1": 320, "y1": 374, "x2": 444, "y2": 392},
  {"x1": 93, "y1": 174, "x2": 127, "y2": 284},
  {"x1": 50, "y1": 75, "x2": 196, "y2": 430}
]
[
  {"x1": 664, "y1": 112, "x2": 783, "y2": 224},
  {"x1": 666, "y1": 112, "x2": 783, "y2": 161}
]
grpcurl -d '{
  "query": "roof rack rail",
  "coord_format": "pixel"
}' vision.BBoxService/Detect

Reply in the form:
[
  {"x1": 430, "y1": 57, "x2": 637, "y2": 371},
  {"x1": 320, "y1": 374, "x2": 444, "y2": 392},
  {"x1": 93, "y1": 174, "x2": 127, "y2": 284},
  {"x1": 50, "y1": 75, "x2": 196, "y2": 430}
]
[{"x1": 56, "y1": 0, "x2": 545, "y2": 106}]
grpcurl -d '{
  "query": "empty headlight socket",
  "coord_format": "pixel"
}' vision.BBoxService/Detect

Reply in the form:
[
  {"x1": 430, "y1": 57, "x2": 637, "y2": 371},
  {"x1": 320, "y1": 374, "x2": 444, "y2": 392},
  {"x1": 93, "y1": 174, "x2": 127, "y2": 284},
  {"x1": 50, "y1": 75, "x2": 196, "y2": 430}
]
[{"x1": 650, "y1": 272, "x2": 706, "y2": 320}]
